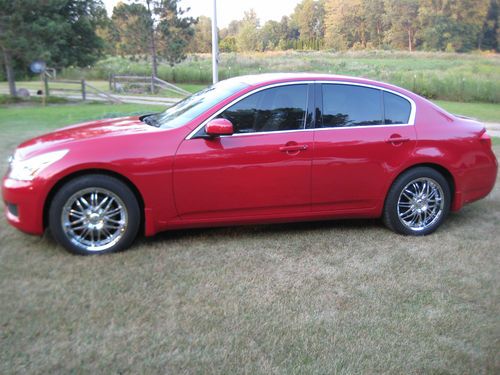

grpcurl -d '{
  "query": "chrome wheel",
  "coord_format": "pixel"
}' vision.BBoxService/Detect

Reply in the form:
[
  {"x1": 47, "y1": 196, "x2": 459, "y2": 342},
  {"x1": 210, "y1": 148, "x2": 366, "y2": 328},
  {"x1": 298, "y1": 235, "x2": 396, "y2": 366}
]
[
  {"x1": 61, "y1": 188, "x2": 128, "y2": 252},
  {"x1": 397, "y1": 177, "x2": 444, "y2": 232}
]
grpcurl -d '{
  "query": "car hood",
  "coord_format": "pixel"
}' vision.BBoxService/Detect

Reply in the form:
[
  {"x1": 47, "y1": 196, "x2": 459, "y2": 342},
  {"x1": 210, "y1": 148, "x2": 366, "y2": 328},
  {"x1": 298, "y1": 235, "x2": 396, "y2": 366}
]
[{"x1": 14, "y1": 116, "x2": 160, "y2": 160}]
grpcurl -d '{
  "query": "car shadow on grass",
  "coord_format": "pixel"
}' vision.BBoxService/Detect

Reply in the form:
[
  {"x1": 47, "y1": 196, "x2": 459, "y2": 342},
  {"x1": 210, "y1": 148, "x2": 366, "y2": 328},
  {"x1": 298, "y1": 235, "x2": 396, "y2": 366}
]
[{"x1": 137, "y1": 218, "x2": 384, "y2": 247}]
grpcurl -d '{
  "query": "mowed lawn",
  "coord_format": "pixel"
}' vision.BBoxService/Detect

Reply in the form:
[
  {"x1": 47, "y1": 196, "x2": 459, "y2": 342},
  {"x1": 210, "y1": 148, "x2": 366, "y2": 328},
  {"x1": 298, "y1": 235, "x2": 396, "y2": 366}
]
[{"x1": 0, "y1": 103, "x2": 499, "y2": 374}]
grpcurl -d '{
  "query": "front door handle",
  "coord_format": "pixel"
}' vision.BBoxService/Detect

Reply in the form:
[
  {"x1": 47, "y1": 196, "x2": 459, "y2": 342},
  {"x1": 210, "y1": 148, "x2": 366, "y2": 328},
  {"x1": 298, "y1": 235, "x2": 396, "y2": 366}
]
[
  {"x1": 385, "y1": 136, "x2": 410, "y2": 144},
  {"x1": 279, "y1": 144, "x2": 308, "y2": 152}
]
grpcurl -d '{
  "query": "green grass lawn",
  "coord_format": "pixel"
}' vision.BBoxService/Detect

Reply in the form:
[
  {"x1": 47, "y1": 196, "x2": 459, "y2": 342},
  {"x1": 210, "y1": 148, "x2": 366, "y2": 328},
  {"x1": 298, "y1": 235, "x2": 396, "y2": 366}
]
[{"x1": 0, "y1": 103, "x2": 499, "y2": 373}]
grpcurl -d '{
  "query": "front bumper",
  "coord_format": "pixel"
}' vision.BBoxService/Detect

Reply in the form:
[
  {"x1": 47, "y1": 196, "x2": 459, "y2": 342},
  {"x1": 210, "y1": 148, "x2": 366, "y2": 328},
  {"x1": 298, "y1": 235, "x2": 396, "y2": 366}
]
[{"x1": 2, "y1": 177, "x2": 45, "y2": 235}]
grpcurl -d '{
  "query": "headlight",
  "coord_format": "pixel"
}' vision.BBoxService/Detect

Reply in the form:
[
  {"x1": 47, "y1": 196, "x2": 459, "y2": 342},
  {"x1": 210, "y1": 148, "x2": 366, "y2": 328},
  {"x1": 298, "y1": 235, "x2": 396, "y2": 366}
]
[{"x1": 8, "y1": 150, "x2": 68, "y2": 181}]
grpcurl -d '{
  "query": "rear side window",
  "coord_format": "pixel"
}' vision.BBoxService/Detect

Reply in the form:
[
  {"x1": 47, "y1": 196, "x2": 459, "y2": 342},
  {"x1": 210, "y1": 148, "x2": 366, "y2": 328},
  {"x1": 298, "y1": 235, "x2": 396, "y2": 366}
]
[
  {"x1": 320, "y1": 84, "x2": 383, "y2": 127},
  {"x1": 217, "y1": 84, "x2": 308, "y2": 134},
  {"x1": 319, "y1": 84, "x2": 413, "y2": 128},
  {"x1": 383, "y1": 91, "x2": 411, "y2": 124}
]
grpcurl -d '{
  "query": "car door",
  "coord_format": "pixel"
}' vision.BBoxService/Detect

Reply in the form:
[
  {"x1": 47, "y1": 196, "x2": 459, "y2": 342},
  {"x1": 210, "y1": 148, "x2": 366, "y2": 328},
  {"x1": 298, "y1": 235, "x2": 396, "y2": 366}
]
[
  {"x1": 312, "y1": 82, "x2": 417, "y2": 212},
  {"x1": 173, "y1": 83, "x2": 314, "y2": 221}
]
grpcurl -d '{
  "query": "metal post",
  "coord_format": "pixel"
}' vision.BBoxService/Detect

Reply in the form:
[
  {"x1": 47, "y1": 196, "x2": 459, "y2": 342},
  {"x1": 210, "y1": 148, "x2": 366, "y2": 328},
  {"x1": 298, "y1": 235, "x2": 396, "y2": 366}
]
[
  {"x1": 109, "y1": 73, "x2": 112, "y2": 91},
  {"x1": 151, "y1": 74, "x2": 155, "y2": 94},
  {"x1": 211, "y1": 0, "x2": 218, "y2": 84},
  {"x1": 81, "y1": 79, "x2": 86, "y2": 101}
]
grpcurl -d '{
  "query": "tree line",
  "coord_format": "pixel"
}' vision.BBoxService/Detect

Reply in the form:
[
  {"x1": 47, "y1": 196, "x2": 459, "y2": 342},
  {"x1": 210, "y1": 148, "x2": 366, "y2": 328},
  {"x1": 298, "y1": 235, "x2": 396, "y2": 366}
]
[
  {"x1": 189, "y1": 0, "x2": 498, "y2": 53},
  {"x1": 0, "y1": 0, "x2": 499, "y2": 96}
]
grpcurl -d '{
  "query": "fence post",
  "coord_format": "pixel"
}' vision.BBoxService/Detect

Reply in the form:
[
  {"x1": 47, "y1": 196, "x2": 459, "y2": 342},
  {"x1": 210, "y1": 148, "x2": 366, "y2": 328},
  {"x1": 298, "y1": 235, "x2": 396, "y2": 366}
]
[
  {"x1": 43, "y1": 73, "x2": 50, "y2": 97},
  {"x1": 109, "y1": 73, "x2": 112, "y2": 91},
  {"x1": 151, "y1": 74, "x2": 155, "y2": 94},
  {"x1": 81, "y1": 79, "x2": 86, "y2": 101}
]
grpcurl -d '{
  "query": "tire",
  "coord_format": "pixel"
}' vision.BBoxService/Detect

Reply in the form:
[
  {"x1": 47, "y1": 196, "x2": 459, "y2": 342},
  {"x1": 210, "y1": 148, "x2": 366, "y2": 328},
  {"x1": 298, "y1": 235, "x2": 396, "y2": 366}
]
[
  {"x1": 383, "y1": 167, "x2": 451, "y2": 236},
  {"x1": 49, "y1": 174, "x2": 140, "y2": 255}
]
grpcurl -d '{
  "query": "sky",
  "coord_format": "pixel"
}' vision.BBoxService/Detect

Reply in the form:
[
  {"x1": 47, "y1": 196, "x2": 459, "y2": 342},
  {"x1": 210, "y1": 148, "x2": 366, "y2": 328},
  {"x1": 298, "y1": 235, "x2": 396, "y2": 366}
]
[{"x1": 102, "y1": 0, "x2": 302, "y2": 27}]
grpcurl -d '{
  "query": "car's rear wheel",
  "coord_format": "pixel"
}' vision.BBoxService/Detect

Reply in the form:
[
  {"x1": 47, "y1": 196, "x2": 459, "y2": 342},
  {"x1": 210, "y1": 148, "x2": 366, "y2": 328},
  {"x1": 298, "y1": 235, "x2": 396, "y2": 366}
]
[
  {"x1": 49, "y1": 175, "x2": 140, "y2": 255},
  {"x1": 383, "y1": 167, "x2": 451, "y2": 235}
]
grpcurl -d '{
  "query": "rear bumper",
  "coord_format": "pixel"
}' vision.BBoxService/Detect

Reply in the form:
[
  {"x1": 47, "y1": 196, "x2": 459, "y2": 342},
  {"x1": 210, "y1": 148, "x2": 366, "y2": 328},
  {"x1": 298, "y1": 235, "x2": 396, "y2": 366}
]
[
  {"x1": 452, "y1": 155, "x2": 498, "y2": 211},
  {"x1": 2, "y1": 177, "x2": 45, "y2": 235}
]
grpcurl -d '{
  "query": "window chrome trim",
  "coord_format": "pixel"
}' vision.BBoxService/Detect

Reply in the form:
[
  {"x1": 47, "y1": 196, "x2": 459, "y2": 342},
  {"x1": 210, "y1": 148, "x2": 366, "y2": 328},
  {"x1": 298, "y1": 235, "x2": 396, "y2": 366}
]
[{"x1": 186, "y1": 80, "x2": 416, "y2": 140}]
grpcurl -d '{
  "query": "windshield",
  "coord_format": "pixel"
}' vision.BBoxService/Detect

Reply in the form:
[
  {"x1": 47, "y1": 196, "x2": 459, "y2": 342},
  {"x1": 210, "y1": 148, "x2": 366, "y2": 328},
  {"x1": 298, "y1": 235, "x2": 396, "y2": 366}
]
[{"x1": 151, "y1": 80, "x2": 249, "y2": 129}]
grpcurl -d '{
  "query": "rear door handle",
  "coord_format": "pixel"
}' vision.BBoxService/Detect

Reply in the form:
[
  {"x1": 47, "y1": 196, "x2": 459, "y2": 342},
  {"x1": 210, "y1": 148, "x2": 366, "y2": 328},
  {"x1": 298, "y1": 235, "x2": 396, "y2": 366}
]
[{"x1": 279, "y1": 144, "x2": 309, "y2": 152}]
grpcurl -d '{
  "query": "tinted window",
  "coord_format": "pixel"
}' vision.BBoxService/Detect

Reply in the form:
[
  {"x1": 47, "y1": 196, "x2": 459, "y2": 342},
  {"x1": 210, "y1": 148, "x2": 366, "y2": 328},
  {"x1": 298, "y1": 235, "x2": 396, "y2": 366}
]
[
  {"x1": 321, "y1": 84, "x2": 383, "y2": 127},
  {"x1": 384, "y1": 91, "x2": 411, "y2": 124},
  {"x1": 217, "y1": 85, "x2": 308, "y2": 133}
]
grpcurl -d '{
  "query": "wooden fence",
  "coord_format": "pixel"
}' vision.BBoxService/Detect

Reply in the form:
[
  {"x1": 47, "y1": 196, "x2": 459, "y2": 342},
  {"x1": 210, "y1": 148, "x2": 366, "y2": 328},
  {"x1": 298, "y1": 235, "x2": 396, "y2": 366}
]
[
  {"x1": 109, "y1": 74, "x2": 191, "y2": 97},
  {"x1": 43, "y1": 75, "x2": 122, "y2": 104}
]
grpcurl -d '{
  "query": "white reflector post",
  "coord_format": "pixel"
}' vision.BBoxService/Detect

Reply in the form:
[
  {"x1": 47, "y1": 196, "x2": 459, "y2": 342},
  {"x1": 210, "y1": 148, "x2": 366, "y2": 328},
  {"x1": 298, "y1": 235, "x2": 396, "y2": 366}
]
[{"x1": 211, "y1": 0, "x2": 219, "y2": 84}]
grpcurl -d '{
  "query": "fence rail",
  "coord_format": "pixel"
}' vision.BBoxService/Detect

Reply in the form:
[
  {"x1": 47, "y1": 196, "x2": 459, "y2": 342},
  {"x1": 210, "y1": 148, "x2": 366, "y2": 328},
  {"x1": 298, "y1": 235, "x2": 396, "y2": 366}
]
[
  {"x1": 43, "y1": 76, "x2": 121, "y2": 103},
  {"x1": 109, "y1": 74, "x2": 190, "y2": 97}
]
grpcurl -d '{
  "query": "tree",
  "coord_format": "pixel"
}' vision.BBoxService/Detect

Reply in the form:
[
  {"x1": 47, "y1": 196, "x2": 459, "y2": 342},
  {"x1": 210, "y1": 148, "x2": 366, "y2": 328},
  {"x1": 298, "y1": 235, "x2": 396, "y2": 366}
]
[
  {"x1": 480, "y1": 0, "x2": 499, "y2": 51},
  {"x1": 324, "y1": 0, "x2": 367, "y2": 50},
  {"x1": 261, "y1": 20, "x2": 282, "y2": 50},
  {"x1": 384, "y1": 0, "x2": 419, "y2": 51},
  {"x1": 131, "y1": 0, "x2": 195, "y2": 74},
  {"x1": 0, "y1": 0, "x2": 105, "y2": 96},
  {"x1": 363, "y1": 0, "x2": 386, "y2": 48},
  {"x1": 291, "y1": 0, "x2": 325, "y2": 48},
  {"x1": 155, "y1": 0, "x2": 195, "y2": 66},
  {"x1": 111, "y1": 2, "x2": 150, "y2": 57},
  {"x1": 187, "y1": 16, "x2": 212, "y2": 53},
  {"x1": 418, "y1": 0, "x2": 490, "y2": 52},
  {"x1": 236, "y1": 9, "x2": 261, "y2": 51},
  {"x1": 219, "y1": 36, "x2": 237, "y2": 52}
]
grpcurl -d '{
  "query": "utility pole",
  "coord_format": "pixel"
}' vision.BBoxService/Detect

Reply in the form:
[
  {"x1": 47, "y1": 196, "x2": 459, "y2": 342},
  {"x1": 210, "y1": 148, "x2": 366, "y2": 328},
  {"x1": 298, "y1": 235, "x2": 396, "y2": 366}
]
[
  {"x1": 211, "y1": 0, "x2": 218, "y2": 84},
  {"x1": 146, "y1": 0, "x2": 158, "y2": 78}
]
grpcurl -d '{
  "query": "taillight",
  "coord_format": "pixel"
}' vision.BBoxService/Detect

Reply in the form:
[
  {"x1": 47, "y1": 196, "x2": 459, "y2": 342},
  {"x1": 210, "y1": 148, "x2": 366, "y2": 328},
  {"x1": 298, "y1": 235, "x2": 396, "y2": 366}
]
[{"x1": 480, "y1": 132, "x2": 492, "y2": 148}]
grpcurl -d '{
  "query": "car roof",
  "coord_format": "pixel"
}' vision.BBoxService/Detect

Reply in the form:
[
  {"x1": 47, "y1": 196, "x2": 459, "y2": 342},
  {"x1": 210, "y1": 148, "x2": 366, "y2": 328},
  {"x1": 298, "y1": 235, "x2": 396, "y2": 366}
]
[
  {"x1": 223, "y1": 73, "x2": 416, "y2": 100},
  {"x1": 226, "y1": 73, "x2": 372, "y2": 86}
]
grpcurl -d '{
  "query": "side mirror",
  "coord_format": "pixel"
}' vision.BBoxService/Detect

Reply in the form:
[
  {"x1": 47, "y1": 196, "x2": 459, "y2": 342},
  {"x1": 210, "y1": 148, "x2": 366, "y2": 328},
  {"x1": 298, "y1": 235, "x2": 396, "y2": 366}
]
[{"x1": 205, "y1": 118, "x2": 234, "y2": 137}]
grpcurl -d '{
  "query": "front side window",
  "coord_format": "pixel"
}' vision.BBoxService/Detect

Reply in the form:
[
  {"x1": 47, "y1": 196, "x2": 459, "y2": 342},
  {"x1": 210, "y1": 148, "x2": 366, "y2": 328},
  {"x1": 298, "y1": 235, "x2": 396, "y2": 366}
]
[
  {"x1": 320, "y1": 84, "x2": 383, "y2": 128},
  {"x1": 156, "y1": 79, "x2": 248, "y2": 129},
  {"x1": 216, "y1": 84, "x2": 308, "y2": 134}
]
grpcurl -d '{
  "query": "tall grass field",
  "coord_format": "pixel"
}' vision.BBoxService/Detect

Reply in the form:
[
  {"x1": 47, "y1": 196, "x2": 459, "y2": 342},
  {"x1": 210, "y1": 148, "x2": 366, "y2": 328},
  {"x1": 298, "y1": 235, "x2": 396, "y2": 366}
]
[{"x1": 59, "y1": 51, "x2": 500, "y2": 103}]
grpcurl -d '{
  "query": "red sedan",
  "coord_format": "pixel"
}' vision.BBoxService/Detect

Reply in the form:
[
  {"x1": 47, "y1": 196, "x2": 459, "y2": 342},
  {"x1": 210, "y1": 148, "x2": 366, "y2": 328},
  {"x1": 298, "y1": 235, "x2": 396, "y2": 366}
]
[{"x1": 2, "y1": 74, "x2": 498, "y2": 254}]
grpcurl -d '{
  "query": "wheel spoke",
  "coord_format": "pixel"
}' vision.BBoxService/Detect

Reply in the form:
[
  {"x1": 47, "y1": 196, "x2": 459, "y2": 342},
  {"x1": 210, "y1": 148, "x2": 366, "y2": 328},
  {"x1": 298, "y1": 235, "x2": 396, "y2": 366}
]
[
  {"x1": 70, "y1": 217, "x2": 86, "y2": 225},
  {"x1": 401, "y1": 209, "x2": 416, "y2": 220},
  {"x1": 105, "y1": 217, "x2": 122, "y2": 225},
  {"x1": 90, "y1": 192, "x2": 98, "y2": 208},
  {"x1": 105, "y1": 207, "x2": 122, "y2": 216},
  {"x1": 96, "y1": 196, "x2": 109, "y2": 210},
  {"x1": 79, "y1": 227, "x2": 90, "y2": 240},
  {"x1": 69, "y1": 209, "x2": 84, "y2": 218},
  {"x1": 402, "y1": 191, "x2": 414, "y2": 200},
  {"x1": 79, "y1": 196, "x2": 91, "y2": 208}
]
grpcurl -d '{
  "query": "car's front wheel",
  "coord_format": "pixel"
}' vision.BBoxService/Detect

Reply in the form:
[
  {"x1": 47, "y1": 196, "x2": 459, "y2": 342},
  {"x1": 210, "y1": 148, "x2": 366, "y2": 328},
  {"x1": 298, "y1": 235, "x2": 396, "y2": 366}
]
[
  {"x1": 383, "y1": 167, "x2": 451, "y2": 235},
  {"x1": 49, "y1": 174, "x2": 140, "y2": 255}
]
